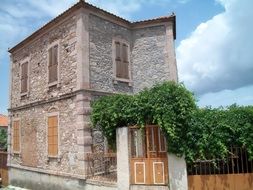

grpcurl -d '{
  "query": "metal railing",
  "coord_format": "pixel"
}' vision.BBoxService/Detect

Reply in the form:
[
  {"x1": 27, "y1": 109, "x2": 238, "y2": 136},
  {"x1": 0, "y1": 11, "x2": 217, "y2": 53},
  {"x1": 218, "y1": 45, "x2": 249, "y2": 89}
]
[
  {"x1": 85, "y1": 152, "x2": 117, "y2": 182},
  {"x1": 187, "y1": 147, "x2": 253, "y2": 175}
]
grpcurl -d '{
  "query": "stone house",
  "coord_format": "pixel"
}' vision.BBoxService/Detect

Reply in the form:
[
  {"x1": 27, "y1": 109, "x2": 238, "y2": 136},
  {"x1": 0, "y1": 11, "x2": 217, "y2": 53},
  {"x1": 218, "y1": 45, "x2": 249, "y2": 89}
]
[{"x1": 8, "y1": 0, "x2": 179, "y2": 189}]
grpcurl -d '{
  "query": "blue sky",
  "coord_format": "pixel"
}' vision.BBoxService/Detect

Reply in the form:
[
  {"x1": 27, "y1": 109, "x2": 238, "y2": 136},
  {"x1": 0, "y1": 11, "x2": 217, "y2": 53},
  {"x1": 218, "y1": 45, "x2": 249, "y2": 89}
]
[{"x1": 0, "y1": 0, "x2": 253, "y2": 114}]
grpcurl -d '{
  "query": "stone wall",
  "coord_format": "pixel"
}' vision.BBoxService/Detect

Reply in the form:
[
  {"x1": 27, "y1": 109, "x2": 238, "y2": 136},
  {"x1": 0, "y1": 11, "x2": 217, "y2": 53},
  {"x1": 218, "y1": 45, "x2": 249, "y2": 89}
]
[
  {"x1": 10, "y1": 97, "x2": 80, "y2": 175},
  {"x1": 89, "y1": 14, "x2": 133, "y2": 94},
  {"x1": 132, "y1": 26, "x2": 171, "y2": 93},
  {"x1": 89, "y1": 14, "x2": 177, "y2": 94},
  {"x1": 10, "y1": 14, "x2": 78, "y2": 108},
  {"x1": 9, "y1": 12, "x2": 83, "y2": 178},
  {"x1": 9, "y1": 167, "x2": 86, "y2": 190}
]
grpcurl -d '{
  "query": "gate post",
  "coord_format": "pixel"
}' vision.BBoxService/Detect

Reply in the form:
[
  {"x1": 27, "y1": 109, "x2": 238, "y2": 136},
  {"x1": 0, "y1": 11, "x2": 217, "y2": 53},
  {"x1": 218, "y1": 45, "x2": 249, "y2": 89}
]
[
  {"x1": 168, "y1": 153, "x2": 188, "y2": 190},
  {"x1": 116, "y1": 126, "x2": 130, "y2": 190}
]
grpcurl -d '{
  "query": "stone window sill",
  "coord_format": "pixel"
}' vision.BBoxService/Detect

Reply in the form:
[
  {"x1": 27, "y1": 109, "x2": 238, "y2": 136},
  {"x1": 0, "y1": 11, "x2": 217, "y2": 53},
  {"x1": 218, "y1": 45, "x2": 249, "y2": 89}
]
[
  {"x1": 47, "y1": 82, "x2": 61, "y2": 91},
  {"x1": 47, "y1": 155, "x2": 61, "y2": 163},
  {"x1": 12, "y1": 152, "x2": 21, "y2": 156},
  {"x1": 20, "y1": 92, "x2": 29, "y2": 99},
  {"x1": 113, "y1": 77, "x2": 132, "y2": 86},
  {"x1": 48, "y1": 81, "x2": 58, "y2": 87}
]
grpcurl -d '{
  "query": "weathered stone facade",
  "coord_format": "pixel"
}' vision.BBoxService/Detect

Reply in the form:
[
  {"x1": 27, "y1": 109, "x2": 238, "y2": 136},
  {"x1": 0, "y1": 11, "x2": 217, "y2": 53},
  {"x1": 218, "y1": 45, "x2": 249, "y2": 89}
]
[
  {"x1": 89, "y1": 14, "x2": 133, "y2": 93},
  {"x1": 89, "y1": 14, "x2": 177, "y2": 94},
  {"x1": 8, "y1": 1, "x2": 177, "y2": 189},
  {"x1": 10, "y1": 15, "x2": 77, "y2": 108}
]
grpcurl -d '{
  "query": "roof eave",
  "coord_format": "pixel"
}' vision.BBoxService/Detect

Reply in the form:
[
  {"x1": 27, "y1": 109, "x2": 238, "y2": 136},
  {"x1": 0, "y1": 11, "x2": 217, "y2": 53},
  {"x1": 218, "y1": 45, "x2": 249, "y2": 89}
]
[
  {"x1": 132, "y1": 15, "x2": 176, "y2": 39},
  {"x1": 8, "y1": 1, "x2": 83, "y2": 53},
  {"x1": 8, "y1": 1, "x2": 176, "y2": 53}
]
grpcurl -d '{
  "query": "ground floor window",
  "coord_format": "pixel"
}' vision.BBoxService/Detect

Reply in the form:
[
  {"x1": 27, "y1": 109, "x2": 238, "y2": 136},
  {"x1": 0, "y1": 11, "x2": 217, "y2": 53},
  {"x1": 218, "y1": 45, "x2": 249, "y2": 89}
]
[
  {"x1": 13, "y1": 120, "x2": 20, "y2": 153},
  {"x1": 47, "y1": 115, "x2": 58, "y2": 157}
]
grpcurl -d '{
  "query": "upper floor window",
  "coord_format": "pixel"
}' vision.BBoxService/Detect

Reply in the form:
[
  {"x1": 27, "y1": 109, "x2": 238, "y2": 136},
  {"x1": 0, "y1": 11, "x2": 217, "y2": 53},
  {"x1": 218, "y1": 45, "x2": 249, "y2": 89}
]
[
  {"x1": 48, "y1": 42, "x2": 59, "y2": 86},
  {"x1": 113, "y1": 38, "x2": 131, "y2": 83},
  {"x1": 21, "y1": 61, "x2": 28, "y2": 94}
]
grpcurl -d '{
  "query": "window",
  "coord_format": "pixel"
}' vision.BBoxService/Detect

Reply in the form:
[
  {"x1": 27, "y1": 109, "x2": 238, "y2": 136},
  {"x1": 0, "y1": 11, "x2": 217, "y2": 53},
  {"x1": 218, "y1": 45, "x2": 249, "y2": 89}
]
[
  {"x1": 130, "y1": 126, "x2": 167, "y2": 159},
  {"x1": 20, "y1": 59, "x2": 29, "y2": 96},
  {"x1": 47, "y1": 115, "x2": 58, "y2": 157},
  {"x1": 113, "y1": 38, "x2": 131, "y2": 82},
  {"x1": 130, "y1": 128, "x2": 145, "y2": 158},
  {"x1": 48, "y1": 44, "x2": 59, "y2": 85},
  {"x1": 13, "y1": 120, "x2": 20, "y2": 153}
]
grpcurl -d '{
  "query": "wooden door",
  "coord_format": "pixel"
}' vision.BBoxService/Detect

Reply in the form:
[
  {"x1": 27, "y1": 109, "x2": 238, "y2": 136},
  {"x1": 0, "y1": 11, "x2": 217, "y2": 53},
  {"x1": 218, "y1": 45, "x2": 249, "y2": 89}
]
[{"x1": 130, "y1": 125, "x2": 168, "y2": 185}]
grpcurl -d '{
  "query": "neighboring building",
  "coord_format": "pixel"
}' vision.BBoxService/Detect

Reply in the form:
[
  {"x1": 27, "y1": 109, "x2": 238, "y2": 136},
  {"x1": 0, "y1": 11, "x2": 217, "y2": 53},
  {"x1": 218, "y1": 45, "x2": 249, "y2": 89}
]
[
  {"x1": 0, "y1": 115, "x2": 8, "y2": 129},
  {"x1": 8, "y1": 0, "x2": 177, "y2": 189}
]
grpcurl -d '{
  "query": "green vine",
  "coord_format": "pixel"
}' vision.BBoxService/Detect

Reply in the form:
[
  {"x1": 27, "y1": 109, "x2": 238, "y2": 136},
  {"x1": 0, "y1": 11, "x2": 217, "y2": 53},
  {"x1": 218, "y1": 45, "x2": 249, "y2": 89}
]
[{"x1": 91, "y1": 81, "x2": 253, "y2": 162}]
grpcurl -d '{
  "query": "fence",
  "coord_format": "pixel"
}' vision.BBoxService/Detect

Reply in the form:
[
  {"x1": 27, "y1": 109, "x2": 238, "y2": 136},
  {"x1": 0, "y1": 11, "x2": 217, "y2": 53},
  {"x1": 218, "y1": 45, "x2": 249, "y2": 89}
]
[
  {"x1": 187, "y1": 147, "x2": 253, "y2": 175},
  {"x1": 85, "y1": 152, "x2": 117, "y2": 182},
  {"x1": 187, "y1": 147, "x2": 253, "y2": 190},
  {"x1": 0, "y1": 151, "x2": 8, "y2": 186}
]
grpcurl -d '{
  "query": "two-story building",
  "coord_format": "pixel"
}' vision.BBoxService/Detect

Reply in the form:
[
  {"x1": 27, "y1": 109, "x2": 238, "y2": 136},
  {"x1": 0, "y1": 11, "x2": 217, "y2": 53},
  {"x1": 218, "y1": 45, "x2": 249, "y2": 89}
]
[{"x1": 8, "y1": 0, "x2": 177, "y2": 189}]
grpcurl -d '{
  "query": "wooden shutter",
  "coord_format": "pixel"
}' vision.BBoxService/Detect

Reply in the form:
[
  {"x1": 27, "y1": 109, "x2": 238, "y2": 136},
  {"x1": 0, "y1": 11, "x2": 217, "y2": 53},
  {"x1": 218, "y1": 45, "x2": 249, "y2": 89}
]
[
  {"x1": 122, "y1": 44, "x2": 129, "y2": 79},
  {"x1": 48, "y1": 45, "x2": 58, "y2": 84},
  {"x1": 48, "y1": 115, "x2": 58, "y2": 157},
  {"x1": 13, "y1": 120, "x2": 20, "y2": 152},
  {"x1": 21, "y1": 62, "x2": 28, "y2": 93},
  {"x1": 115, "y1": 41, "x2": 129, "y2": 79},
  {"x1": 115, "y1": 42, "x2": 122, "y2": 78}
]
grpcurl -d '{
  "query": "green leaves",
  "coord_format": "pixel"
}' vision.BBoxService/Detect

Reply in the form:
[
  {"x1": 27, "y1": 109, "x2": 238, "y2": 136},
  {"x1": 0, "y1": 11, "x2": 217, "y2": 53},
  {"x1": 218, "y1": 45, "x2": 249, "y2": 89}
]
[
  {"x1": 91, "y1": 81, "x2": 253, "y2": 162},
  {"x1": 91, "y1": 81, "x2": 196, "y2": 156},
  {"x1": 185, "y1": 106, "x2": 253, "y2": 162},
  {"x1": 0, "y1": 128, "x2": 7, "y2": 150}
]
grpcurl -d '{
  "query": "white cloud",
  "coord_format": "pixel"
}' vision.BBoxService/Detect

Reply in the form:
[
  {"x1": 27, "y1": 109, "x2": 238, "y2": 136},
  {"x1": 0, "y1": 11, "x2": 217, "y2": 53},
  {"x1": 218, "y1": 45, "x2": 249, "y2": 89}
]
[
  {"x1": 87, "y1": 0, "x2": 141, "y2": 20},
  {"x1": 0, "y1": 0, "x2": 77, "y2": 63},
  {"x1": 0, "y1": 0, "x2": 179, "y2": 61},
  {"x1": 177, "y1": 0, "x2": 190, "y2": 4},
  {"x1": 87, "y1": 0, "x2": 189, "y2": 20},
  {"x1": 198, "y1": 85, "x2": 253, "y2": 108},
  {"x1": 177, "y1": 0, "x2": 253, "y2": 95}
]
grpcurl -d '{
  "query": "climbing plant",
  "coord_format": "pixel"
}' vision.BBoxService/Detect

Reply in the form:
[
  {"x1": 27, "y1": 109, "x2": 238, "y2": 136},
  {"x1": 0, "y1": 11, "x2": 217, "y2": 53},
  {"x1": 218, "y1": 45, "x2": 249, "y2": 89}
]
[
  {"x1": 91, "y1": 81, "x2": 253, "y2": 162},
  {"x1": 186, "y1": 105, "x2": 253, "y2": 162},
  {"x1": 91, "y1": 81, "x2": 196, "y2": 155}
]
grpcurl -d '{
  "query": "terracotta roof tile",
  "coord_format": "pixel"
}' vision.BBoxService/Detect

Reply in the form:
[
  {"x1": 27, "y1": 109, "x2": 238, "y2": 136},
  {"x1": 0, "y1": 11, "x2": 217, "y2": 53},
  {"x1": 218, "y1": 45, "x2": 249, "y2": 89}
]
[{"x1": 0, "y1": 115, "x2": 8, "y2": 127}]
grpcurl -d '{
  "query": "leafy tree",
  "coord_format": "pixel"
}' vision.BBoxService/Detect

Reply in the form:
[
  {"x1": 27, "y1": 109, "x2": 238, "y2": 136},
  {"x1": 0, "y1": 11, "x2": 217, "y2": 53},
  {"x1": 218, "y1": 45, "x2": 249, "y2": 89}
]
[{"x1": 0, "y1": 128, "x2": 7, "y2": 151}]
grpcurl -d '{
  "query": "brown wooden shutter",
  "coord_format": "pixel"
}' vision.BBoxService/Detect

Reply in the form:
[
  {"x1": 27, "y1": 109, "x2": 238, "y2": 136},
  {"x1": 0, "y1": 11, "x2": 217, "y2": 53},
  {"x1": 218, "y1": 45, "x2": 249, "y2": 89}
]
[
  {"x1": 48, "y1": 47, "x2": 53, "y2": 83},
  {"x1": 13, "y1": 121, "x2": 20, "y2": 152},
  {"x1": 122, "y1": 44, "x2": 129, "y2": 79},
  {"x1": 48, "y1": 45, "x2": 58, "y2": 84},
  {"x1": 115, "y1": 42, "x2": 121, "y2": 61},
  {"x1": 115, "y1": 41, "x2": 129, "y2": 79},
  {"x1": 115, "y1": 42, "x2": 122, "y2": 78},
  {"x1": 21, "y1": 62, "x2": 28, "y2": 93},
  {"x1": 48, "y1": 116, "x2": 58, "y2": 156}
]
